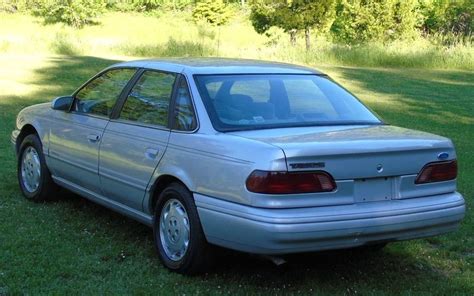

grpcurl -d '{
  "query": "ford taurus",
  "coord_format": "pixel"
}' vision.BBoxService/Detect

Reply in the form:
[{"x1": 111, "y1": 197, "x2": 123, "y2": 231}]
[{"x1": 11, "y1": 58, "x2": 466, "y2": 274}]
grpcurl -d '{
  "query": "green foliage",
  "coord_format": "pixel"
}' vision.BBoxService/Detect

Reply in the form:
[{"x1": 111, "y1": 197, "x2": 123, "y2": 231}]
[
  {"x1": 132, "y1": 0, "x2": 160, "y2": 10},
  {"x1": 250, "y1": 0, "x2": 336, "y2": 33},
  {"x1": 32, "y1": 0, "x2": 106, "y2": 28},
  {"x1": 392, "y1": 0, "x2": 423, "y2": 39},
  {"x1": 331, "y1": 0, "x2": 422, "y2": 44},
  {"x1": 249, "y1": 1, "x2": 273, "y2": 34},
  {"x1": 50, "y1": 31, "x2": 82, "y2": 55},
  {"x1": 2, "y1": 0, "x2": 473, "y2": 46},
  {"x1": 420, "y1": 0, "x2": 473, "y2": 37},
  {"x1": 107, "y1": 0, "x2": 192, "y2": 12},
  {"x1": 331, "y1": 0, "x2": 471, "y2": 44},
  {"x1": 0, "y1": 0, "x2": 17, "y2": 12},
  {"x1": 250, "y1": 0, "x2": 336, "y2": 48},
  {"x1": 192, "y1": 0, "x2": 232, "y2": 26},
  {"x1": 0, "y1": 0, "x2": 36, "y2": 12}
]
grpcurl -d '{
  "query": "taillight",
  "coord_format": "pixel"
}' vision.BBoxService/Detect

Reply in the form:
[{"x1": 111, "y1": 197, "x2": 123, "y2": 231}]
[
  {"x1": 246, "y1": 170, "x2": 336, "y2": 194},
  {"x1": 415, "y1": 160, "x2": 457, "y2": 184}
]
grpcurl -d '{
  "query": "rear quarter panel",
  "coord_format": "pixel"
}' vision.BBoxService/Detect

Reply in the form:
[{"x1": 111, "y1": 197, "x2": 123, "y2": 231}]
[{"x1": 143, "y1": 132, "x2": 287, "y2": 214}]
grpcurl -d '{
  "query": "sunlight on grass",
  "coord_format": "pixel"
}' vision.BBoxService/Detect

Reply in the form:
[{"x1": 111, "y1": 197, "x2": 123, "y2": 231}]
[{"x1": 0, "y1": 54, "x2": 50, "y2": 100}]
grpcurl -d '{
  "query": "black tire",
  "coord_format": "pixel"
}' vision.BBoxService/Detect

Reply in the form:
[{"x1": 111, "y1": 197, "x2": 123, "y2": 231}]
[
  {"x1": 17, "y1": 134, "x2": 58, "y2": 202},
  {"x1": 153, "y1": 182, "x2": 213, "y2": 275}
]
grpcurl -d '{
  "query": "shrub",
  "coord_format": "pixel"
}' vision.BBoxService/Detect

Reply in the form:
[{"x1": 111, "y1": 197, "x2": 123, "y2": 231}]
[
  {"x1": 192, "y1": 0, "x2": 231, "y2": 26},
  {"x1": 0, "y1": 0, "x2": 16, "y2": 12},
  {"x1": 420, "y1": 0, "x2": 473, "y2": 39},
  {"x1": 50, "y1": 32, "x2": 82, "y2": 55},
  {"x1": 0, "y1": 0, "x2": 34, "y2": 13},
  {"x1": 331, "y1": 0, "x2": 422, "y2": 44},
  {"x1": 33, "y1": 0, "x2": 106, "y2": 28},
  {"x1": 107, "y1": 0, "x2": 193, "y2": 12}
]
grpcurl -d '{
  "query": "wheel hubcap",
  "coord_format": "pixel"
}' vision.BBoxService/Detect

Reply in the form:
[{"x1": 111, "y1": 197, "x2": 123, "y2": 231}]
[
  {"x1": 21, "y1": 146, "x2": 41, "y2": 193},
  {"x1": 159, "y1": 199, "x2": 190, "y2": 261}
]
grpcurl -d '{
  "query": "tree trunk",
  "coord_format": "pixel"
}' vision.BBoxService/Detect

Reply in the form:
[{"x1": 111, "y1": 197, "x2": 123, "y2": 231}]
[
  {"x1": 305, "y1": 27, "x2": 311, "y2": 51},
  {"x1": 289, "y1": 29, "x2": 297, "y2": 46},
  {"x1": 241, "y1": 0, "x2": 245, "y2": 7}
]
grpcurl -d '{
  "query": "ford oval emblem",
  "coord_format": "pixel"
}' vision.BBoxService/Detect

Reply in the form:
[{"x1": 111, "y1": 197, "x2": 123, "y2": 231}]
[
  {"x1": 376, "y1": 164, "x2": 383, "y2": 173},
  {"x1": 438, "y1": 152, "x2": 449, "y2": 160}
]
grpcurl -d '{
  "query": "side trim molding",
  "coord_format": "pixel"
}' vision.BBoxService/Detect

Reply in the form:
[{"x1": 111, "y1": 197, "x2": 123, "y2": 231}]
[{"x1": 52, "y1": 175, "x2": 153, "y2": 227}]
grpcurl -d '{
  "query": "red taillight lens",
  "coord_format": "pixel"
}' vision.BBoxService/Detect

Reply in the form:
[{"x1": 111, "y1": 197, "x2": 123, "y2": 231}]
[
  {"x1": 246, "y1": 170, "x2": 336, "y2": 194},
  {"x1": 415, "y1": 160, "x2": 457, "y2": 184}
]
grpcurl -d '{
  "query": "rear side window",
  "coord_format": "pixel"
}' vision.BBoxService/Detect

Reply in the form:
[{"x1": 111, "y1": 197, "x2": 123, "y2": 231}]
[
  {"x1": 172, "y1": 78, "x2": 197, "y2": 131},
  {"x1": 119, "y1": 71, "x2": 176, "y2": 127},
  {"x1": 74, "y1": 68, "x2": 136, "y2": 117}
]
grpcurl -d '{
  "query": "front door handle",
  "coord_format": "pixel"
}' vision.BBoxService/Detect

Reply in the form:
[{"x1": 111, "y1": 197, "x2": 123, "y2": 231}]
[
  {"x1": 87, "y1": 134, "x2": 100, "y2": 142},
  {"x1": 145, "y1": 148, "x2": 160, "y2": 159}
]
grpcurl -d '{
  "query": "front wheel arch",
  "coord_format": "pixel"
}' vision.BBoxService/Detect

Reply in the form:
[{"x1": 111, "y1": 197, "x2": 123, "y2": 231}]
[
  {"x1": 16, "y1": 124, "x2": 38, "y2": 154},
  {"x1": 17, "y1": 133, "x2": 58, "y2": 201}
]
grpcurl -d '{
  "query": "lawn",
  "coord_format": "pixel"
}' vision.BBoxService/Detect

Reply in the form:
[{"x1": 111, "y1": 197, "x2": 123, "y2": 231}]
[
  {"x1": 0, "y1": 11, "x2": 473, "y2": 295},
  {"x1": 0, "y1": 52, "x2": 472, "y2": 295}
]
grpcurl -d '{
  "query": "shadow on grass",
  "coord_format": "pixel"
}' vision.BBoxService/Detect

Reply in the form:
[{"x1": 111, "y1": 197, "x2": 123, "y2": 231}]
[
  {"x1": 334, "y1": 67, "x2": 474, "y2": 130},
  {"x1": 1, "y1": 56, "x2": 472, "y2": 294}
]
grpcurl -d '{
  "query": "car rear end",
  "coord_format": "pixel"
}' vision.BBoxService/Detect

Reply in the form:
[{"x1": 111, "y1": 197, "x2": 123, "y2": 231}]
[
  {"x1": 195, "y1": 125, "x2": 465, "y2": 254},
  {"x1": 190, "y1": 69, "x2": 466, "y2": 255}
]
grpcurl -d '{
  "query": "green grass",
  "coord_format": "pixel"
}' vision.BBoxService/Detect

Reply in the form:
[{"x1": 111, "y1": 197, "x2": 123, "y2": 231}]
[
  {"x1": 0, "y1": 54, "x2": 473, "y2": 295},
  {"x1": 0, "y1": 10, "x2": 473, "y2": 295}
]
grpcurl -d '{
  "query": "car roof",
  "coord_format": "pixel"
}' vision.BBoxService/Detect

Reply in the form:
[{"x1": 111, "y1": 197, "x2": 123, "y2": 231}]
[{"x1": 111, "y1": 58, "x2": 324, "y2": 75}]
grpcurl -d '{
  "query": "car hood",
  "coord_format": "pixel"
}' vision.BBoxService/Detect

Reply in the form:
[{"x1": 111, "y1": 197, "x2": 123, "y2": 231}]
[{"x1": 228, "y1": 125, "x2": 455, "y2": 179}]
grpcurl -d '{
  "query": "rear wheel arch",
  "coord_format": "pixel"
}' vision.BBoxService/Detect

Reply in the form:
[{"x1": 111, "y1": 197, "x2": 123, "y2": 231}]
[
  {"x1": 149, "y1": 175, "x2": 190, "y2": 215},
  {"x1": 152, "y1": 181, "x2": 213, "y2": 274}
]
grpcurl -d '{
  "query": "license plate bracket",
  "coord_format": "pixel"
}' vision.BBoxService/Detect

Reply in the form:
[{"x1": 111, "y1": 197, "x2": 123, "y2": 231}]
[{"x1": 354, "y1": 177, "x2": 393, "y2": 203}]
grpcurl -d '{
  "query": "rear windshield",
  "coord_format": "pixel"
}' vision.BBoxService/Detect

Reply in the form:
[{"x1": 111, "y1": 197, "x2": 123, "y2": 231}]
[{"x1": 194, "y1": 74, "x2": 381, "y2": 131}]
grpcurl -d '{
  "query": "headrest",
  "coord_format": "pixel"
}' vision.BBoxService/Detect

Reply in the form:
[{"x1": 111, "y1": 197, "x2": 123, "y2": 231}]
[{"x1": 229, "y1": 94, "x2": 253, "y2": 107}]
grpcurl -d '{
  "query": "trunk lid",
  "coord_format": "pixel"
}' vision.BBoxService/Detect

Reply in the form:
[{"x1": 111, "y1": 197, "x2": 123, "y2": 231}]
[{"x1": 229, "y1": 125, "x2": 455, "y2": 180}]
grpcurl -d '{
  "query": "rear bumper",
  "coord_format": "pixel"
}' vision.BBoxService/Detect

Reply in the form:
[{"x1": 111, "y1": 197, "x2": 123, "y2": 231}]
[{"x1": 195, "y1": 192, "x2": 466, "y2": 255}]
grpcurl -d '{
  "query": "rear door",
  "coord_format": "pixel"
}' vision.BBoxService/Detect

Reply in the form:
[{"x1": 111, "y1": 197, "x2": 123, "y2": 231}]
[
  {"x1": 98, "y1": 70, "x2": 178, "y2": 210},
  {"x1": 48, "y1": 68, "x2": 137, "y2": 193}
]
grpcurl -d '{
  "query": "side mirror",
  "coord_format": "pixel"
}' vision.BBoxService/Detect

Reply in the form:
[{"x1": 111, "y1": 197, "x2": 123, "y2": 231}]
[{"x1": 51, "y1": 96, "x2": 73, "y2": 111}]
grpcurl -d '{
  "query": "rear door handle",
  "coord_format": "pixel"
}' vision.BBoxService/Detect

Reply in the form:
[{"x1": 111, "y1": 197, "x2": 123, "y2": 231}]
[
  {"x1": 145, "y1": 148, "x2": 160, "y2": 159},
  {"x1": 87, "y1": 134, "x2": 100, "y2": 142}
]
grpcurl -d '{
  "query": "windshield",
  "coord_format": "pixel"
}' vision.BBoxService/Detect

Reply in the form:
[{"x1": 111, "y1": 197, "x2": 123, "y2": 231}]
[{"x1": 194, "y1": 74, "x2": 382, "y2": 131}]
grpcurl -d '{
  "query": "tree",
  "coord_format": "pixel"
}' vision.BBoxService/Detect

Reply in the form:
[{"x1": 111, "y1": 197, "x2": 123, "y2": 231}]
[
  {"x1": 192, "y1": 0, "x2": 232, "y2": 26},
  {"x1": 250, "y1": 0, "x2": 336, "y2": 50},
  {"x1": 331, "y1": 0, "x2": 422, "y2": 44},
  {"x1": 0, "y1": 0, "x2": 40, "y2": 13},
  {"x1": 420, "y1": 0, "x2": 473, "y2": 38},
  {"x1": 32, "y1": 0, "x2": 106, "y2": 28}
]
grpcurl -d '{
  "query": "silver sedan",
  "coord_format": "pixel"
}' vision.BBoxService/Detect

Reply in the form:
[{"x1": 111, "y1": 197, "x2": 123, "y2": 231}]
[{"x1": 11, "y1": 58, "x2": 466, "y2": 274}]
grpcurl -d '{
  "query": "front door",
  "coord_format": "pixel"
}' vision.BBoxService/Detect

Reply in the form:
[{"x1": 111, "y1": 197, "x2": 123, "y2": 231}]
[
  {"x1": 48, "y1": 68, "x2": 137, "y2": 193},
  {"x1": 99, "y1": 70, "x2": 177, "y2": 210}
]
